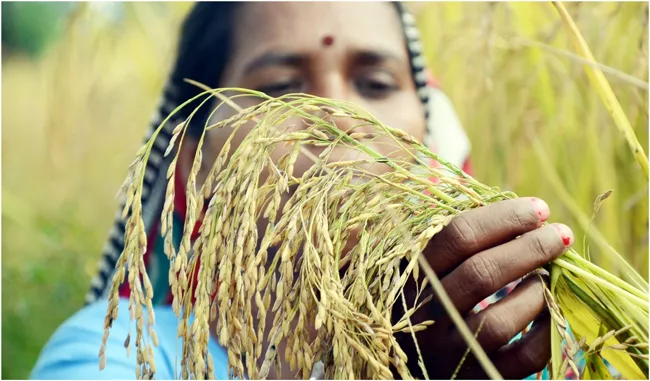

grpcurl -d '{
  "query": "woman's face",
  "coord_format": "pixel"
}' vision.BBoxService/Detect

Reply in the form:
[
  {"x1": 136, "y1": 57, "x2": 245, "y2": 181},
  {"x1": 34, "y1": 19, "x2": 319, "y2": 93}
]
[{"x1": 184, "y1": 2, "x2": 426, "y2": 184}]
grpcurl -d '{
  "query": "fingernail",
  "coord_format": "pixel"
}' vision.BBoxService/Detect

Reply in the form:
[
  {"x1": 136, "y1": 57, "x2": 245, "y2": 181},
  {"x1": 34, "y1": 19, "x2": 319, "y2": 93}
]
[
  {"x1": 530, "y1": 198, "x2": 550, "y2": 223},
  {"x1": 553, "y1": 224, "x2": 574, "y2": 247}
]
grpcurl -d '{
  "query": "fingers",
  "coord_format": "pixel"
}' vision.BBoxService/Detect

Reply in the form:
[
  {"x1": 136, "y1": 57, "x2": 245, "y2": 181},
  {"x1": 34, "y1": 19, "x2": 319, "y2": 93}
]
[
  {"x1": 490, "y1": 312, "x2": 552, "y2": 379},
  {"x1": 455, "y1": 311, "x2": 552, "y2": 380},
  {"x1": 449, "y1": 274, "x2": 548, "y2": 353},
  {"x1": 441, "y1": 223, "x2": 572, "y2": 314},
  {"x1": 425, "y1": 198, "x2": 550, "y2": 276}
]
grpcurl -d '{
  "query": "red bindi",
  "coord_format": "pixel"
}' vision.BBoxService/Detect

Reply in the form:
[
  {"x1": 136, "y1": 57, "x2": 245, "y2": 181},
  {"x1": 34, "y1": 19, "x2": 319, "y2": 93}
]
[{"x1": 322, "y1": 35, "x2": 334, "y2": 47}]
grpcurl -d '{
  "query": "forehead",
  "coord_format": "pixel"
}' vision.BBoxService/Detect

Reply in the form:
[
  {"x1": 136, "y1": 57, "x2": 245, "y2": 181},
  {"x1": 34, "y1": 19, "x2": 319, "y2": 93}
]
[{"x1": 231, "y1": 2, "x2": 408, "y2": 60}]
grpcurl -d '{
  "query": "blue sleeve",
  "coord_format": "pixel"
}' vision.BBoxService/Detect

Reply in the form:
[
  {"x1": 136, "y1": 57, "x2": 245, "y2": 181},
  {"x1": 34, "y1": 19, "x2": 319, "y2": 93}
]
[
  {"x1": 30, "y1": 298, "x2": 174, "y2": 380},
  {"x1": 30, "y1": 298, "x2": 231, "y2": 380}
]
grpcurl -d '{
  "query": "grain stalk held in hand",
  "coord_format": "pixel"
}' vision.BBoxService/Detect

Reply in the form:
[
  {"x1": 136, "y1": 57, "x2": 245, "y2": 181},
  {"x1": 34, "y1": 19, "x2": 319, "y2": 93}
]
[{"x1": 101, "y1": 88, "x2": 648, "y2": 380}]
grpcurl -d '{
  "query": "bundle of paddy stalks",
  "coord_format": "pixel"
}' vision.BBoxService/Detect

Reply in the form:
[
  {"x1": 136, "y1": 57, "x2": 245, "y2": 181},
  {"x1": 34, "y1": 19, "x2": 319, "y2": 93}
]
[{"x1": 100, "y1": 87, "x2": 648, "y2": 380}]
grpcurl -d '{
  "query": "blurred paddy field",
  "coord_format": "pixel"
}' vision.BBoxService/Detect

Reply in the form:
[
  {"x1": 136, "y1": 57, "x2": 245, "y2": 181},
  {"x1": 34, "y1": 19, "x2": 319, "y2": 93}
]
[{"x1": 2, "y1": 2, "x2": 648, "y2": 379}]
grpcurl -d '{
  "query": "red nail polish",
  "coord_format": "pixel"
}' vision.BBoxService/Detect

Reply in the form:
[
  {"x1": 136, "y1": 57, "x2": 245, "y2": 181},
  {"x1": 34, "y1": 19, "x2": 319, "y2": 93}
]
[
  {"x1": 530, "y1": 198, "x2": 550, "y2": 223},
  {"x1": 553, "y1": 224, "x2": 574, "y2": 247}
]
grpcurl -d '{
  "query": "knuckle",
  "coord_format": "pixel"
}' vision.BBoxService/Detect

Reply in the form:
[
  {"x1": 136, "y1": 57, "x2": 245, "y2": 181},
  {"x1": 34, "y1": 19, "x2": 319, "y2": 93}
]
[
  {"x1": 464, "y1": 255, "x2": 499, "y2": 292},
  {"x1": 482, "y1": 312, "x2": 515, "y2": 347},
  {"x1": 445, "y1": 214, "x2": 479, "y2": 253}
]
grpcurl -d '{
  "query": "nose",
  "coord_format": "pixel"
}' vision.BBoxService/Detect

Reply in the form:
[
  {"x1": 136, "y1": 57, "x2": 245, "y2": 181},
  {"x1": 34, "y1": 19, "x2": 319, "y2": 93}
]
[{"x1": 312, "y1": 71, "x2": 348, "y2": 101}]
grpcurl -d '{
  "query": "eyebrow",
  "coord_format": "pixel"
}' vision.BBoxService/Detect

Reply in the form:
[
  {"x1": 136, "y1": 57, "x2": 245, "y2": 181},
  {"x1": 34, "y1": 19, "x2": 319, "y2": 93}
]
[
  {"x1": 243, "y1": 52, "x2": 306, "y2": 75},
  {"x1": 354, "y1": 50, "x2": 402, "y2": 66},
  {"x1": 242, "y1": 49, "x2": 404, "y2": 76}
]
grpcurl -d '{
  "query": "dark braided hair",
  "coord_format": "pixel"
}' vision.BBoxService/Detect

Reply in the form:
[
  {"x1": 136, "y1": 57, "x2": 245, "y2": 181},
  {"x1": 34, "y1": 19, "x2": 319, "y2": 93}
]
[{"x1": 165, "y1": 2, "x2": 239, "y2": 137}]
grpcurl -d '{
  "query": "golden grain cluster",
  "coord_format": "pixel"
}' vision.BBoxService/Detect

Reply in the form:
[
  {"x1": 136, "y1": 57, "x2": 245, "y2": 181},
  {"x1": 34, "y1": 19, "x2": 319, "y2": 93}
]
[{"x1": 103, "y1": 87, "x2": 648, "y2": 380}]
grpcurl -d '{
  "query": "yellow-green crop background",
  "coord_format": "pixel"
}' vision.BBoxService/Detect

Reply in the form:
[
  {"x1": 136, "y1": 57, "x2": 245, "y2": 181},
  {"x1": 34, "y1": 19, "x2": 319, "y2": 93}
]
[{"x1": 2, "y1": 2, "x2": 648, "y2": 379}]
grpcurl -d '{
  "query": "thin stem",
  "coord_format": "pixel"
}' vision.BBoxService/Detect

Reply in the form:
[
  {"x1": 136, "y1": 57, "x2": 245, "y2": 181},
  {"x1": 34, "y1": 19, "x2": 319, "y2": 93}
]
[
  {"x1": 555, "y1": 258, "x2": 648, "y2": 310},
  {"x1": 417, "y1": 255, "x2": 503, "y2": 380},
  {"x1": 563, "y1": 250, "x2": 648, "y2": 301}
]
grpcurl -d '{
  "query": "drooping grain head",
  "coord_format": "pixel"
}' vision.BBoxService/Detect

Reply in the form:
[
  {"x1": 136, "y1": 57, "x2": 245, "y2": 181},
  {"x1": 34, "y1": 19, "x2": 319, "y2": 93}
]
[{"x1": 103, "y1": 88, "x2": 648, "y2": 380}]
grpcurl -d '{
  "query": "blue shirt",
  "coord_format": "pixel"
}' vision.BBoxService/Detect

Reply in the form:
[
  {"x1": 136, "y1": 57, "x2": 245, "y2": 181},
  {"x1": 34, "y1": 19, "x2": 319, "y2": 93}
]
[
  {"x1": 31, "y1": 299, "x2": 601, "y2": 380},
  {"x1": 30, "y1": 299, "x2": 230, "y2": 380}
]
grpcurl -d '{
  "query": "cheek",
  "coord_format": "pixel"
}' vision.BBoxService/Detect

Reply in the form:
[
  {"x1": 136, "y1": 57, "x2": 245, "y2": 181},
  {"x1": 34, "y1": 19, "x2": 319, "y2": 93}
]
[
  {"x1": 363, "y1": 93, "x2": 426, "y2": 154},
  {"x1": 357, "y1": 94, "x2": 426, "y2": 171},
  {"x1": 381, "y1": 93, "x2": 426, "y2": 142}
]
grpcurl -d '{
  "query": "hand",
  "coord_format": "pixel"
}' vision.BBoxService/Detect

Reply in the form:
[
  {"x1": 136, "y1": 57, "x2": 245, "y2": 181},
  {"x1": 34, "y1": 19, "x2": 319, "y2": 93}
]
[{"x1": 397, "y1": 198, "x2": 574, "y2": 379}]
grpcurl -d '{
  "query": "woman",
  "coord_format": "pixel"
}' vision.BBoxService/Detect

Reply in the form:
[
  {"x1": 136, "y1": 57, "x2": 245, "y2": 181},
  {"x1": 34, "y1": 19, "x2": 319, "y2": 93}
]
[{"x1": 31, "y1": 2, "x2": 575, "y2": 379}]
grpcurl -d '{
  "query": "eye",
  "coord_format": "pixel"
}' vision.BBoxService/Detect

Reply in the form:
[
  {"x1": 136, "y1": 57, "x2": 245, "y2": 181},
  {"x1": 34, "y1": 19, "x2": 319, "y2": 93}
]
[
  {"x1": 354, "y1": 71, "x2": 399, "y2": 100},
  {"x1": 257, "y1": 79, "x2": 305, "y2": 97}
]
